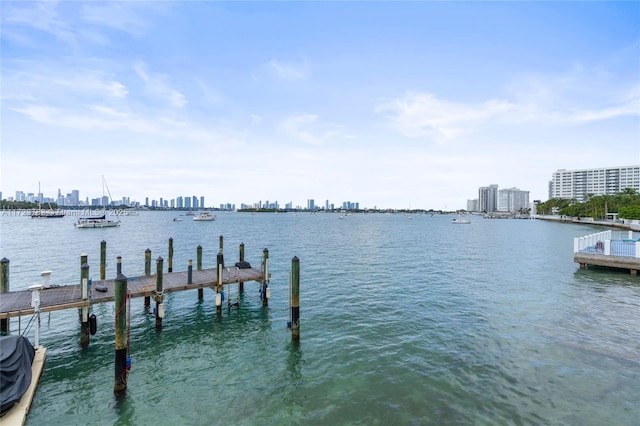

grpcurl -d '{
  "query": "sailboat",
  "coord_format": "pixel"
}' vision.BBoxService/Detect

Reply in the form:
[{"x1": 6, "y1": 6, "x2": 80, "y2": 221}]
[
  {"x1": 451, "y1": 211, "x2": 471, "y2": 224},
  {"x1": 31, "y1": 183, "x2": 64, "y2": 218},
  {"x1": 74, "y1": 176, "x2": 121, "y2": 228}
]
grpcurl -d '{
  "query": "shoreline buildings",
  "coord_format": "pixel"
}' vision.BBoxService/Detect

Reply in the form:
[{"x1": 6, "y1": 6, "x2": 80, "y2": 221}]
[
  {"x1": 549, "y1": 165, "x2": 640, "y2": 202},
  {"x1": 468, "y1": 185, "x2": 530, "y2": 213}
]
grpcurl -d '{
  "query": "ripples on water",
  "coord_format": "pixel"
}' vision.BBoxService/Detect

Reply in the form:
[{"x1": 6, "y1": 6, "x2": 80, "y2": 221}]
[{"x1": 1, "y1": 212, "x2": 638, "y2": 425}]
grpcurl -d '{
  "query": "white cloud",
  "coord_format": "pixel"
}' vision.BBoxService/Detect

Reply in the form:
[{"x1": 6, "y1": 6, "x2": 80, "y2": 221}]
[
  {"x1": 3, "y1": 1, "x2": 76, "y2": 44},
  {"x1": 378, "y1": 74, "x2": 639, "y2": 143},
  {"x1": 134, "y1": 62, "x2": 187, "y2": 108},
  {"x1": 265, "y1": 58, "x2": 309, "y2": 81},
  {"x1": 377, "y1": 93, "x2": 515, "y2": 142},
  {"x1": 81, "y1": 3, "x2": 150, "y2": 36},
  {"x1": 279, "y1": 113, "x2": 347, "y2": 146}
]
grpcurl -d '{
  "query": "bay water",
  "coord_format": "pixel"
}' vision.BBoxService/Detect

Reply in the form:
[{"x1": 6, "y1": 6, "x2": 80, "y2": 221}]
[{"x1": 1, "y1": 212, "x2": 638, "y2": 425}]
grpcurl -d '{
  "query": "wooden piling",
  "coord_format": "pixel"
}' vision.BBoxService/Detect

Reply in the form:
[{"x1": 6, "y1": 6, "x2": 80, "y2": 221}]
[
  {"x1": 144, "y1": 249, "x2": 151, "y2": 309},
  {"x1": 239, "y1": 243, "x2": 245, "y2": 293},
  {"x1": 261, "y1": 248, "x2": 269, "y2": 306},
  {"x1": 100, "y1": 240, "x2": 107, "y2": 280},
  {"x1": 116, "y1": 256, "x2": 122, "y2": 276},
  {"x1": 1, "y1": 258, "x2": 9, "y2": 333},
  {"x1": 79, "y1": 253, "x2": 88, "y2": 322},
  {"x1": 80, "y1": 263, "x2": 90, "y2": 347},
  {"x1": 114, "y1": 273, "x2": 128, "y2": 394},
  {"x1": 80, "y1": 253, "x2": 88, "y2": 278},
  {"x1": 290, "y1": 256, "x2": 300, "y2": 340},
  {"x1": 155, "y1": 257, "x2": 164, "y2": 329},
  {"x1": 216, "y1": 251, "x2": 223, "y2": 314},
  {"x1": 197, "y1": 245, "x2": 203, "y2": 299},
  {"x1": 188, "y1": 259, "x2": 193, "y2": 284},
  {"x1": 219, "y1": 235, "x2": 223, "y2": 254},
  {"x1": 168, "y1": 238, "x2": 174, "y2": 273}
]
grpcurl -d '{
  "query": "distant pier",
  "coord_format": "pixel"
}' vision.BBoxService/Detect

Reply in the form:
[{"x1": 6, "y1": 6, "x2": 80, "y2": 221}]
[{"x1": 573, "y1": 230, "x2": 640, "y2": 275}]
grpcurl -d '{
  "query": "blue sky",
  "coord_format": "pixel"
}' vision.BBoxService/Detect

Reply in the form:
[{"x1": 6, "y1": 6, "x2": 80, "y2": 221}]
[{"x1": 1, "y1": 1, "x2": 638, "y2": 210}]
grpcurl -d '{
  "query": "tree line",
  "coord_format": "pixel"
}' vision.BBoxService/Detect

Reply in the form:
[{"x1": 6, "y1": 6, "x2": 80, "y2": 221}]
[{"x1": 536, "y1": 188, "x2": 640, "y2": 220}]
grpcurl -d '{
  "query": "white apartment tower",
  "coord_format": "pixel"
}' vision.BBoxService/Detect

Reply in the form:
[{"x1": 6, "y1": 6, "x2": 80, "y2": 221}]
[
  {"x1": 478, "y1": 185, "x2": 498, "y2": 213},
  {"x1": 498, "y1": 187, "x2": 530, "y2": 212},
  {"x1": 550, "y1": 166, "x2": 640, "y2": 202}
]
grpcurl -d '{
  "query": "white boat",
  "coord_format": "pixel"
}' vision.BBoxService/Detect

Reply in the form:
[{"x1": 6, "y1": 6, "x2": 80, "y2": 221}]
[
  {"x1": 123, "y1": 210, "x2": 139, "y2": 216},
  {"x1": 75, "y1": 214, "x2": 120, "y2": 228},
  {"x1": 173, "y1": 217, "x2": 183, "y2": 222},
  {"x1": 193, "y1": 212, "x2": 215, "y2": 221},
  {"x1": 452, "y1": 218, "x2": 471, "y2": 224}
]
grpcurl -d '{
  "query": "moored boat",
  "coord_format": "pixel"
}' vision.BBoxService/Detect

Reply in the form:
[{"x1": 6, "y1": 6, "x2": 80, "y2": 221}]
[
  {"x1": 74, "y1": 214, "x2": 120, "y2": 228},
  {"x1": 193, "y1": 212, "x2": 215, "y2": 221}
]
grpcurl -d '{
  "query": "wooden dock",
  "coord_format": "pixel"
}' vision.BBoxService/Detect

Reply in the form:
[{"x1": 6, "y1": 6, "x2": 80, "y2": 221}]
[
  {"x1": 574, "y1": 252, "x2": 640, "y2": 275},
  {"x1": 1, "y1": 346, "x2": 47, "y2": 426},
  {"x1": 0, "y1": 267, "x2": 264, "y2": 320}
]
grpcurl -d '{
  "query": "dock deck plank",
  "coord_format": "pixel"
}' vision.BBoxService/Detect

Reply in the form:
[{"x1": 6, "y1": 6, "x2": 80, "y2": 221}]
[{"x1": 0, "y1": 267, "x2": 263, "y2": 319}]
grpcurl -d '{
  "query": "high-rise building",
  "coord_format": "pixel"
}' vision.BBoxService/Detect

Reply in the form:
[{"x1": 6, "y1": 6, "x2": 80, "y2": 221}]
[
  {"x1": 467, "y1": 199, "x2": 478, "y2": 212},
  {"x1": 307, "y1": 199, "x2": 315, "y2": 210},
  {"x1": 549, "y1": 166, "x2": 640, "y2": 202},
  {"x1": 478, "y1": 185, "x2": 498, "y2": 213},
  {"x1": 200, "y1": 196, "x2": 205, "y2": 209},
  {"x1": 498, "y1": 188, "x2": 530, "y2": 212}
]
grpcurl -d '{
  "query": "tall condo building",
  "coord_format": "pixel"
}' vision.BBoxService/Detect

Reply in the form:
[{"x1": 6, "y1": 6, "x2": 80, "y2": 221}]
[
  {"x1": 498, "y1": 187, "x2": 530, "y2": 212},
  {"x1": 478, "y1": 185, "x2": 498, "y2": 213},
  {"x1": 549, "y1": 165, "x2": 640, "y2": 202}
]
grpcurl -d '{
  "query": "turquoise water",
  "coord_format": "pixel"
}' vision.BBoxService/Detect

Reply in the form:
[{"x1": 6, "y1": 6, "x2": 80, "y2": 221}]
[{"x1": 1, "y1": 212, "x2": 639, "y2": 425}]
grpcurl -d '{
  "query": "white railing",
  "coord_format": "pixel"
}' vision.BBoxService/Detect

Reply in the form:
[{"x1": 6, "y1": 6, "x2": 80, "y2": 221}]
[
  {"x1": 574, "y1": 230, "x2": 612, "y2": 253},
  {"x1": 574, "y1": 230, "x2": 639, "y2": 258}
]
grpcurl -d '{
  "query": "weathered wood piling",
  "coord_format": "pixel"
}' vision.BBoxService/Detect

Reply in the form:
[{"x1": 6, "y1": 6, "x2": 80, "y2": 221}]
[
  {"x1": 197, "y1": 245, "x2": 203, "y2": 300},
  {"x1": 290, "y1": 256, "x2": 300, "y2": 340},
  {"x1": 114, "y1": 273, "x2": 128, "y2": 394},
  {"x1": 155, "y1": 257, "x2": 164, "y2": 329},
  {"x1": 261, "y1": 248, "x2": 270, "y2": 306},
  {"x1": 80, "y1": 263, "x2": 90, "y2": 347},
  {"x1": 144, "y1": 249, "x2": 151, "y2": 309},
  {"x1": 100, "y1": 240, "x2": 106, "y2": 280},
  {"x1": 168, "y1": 237, "x2": 174, "y2": 273},
  {"x1": 1, "y1": 257, "x2": 9, "y2": 333},
  {"x1": 216, "y1": 251, "x2": 223, "y2": 314}
]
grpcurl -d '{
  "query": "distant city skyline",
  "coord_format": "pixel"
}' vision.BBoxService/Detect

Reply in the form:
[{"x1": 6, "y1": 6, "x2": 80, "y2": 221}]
[
  {"x1": 2, "y1": 186, "x2": 366, "y2": 211},
  {"x1": 2, "y1": 2, "x2": 638, "y2": 210}
]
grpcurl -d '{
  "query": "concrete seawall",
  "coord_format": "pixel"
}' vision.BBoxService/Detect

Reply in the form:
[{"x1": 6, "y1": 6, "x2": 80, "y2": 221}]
[{"x1": 536, "y1": 215, "x2": 640, "y2": 231}]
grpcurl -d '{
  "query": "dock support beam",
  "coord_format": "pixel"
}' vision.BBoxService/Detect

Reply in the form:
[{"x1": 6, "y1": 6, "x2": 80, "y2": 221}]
[
  {"x1": 144, "y1": 249, "x2": 151, "y2": 309},
  {"x1": 261, "y1": 248, "x2": 269, "y2": 306},
  {"x1": 187, "y1": 259, "x2": 193, "y2": 284},
  {"x1": 239, "y1": 243, "x2": 245, "y2": 293},
  {"x1": 219, "y1": 235, "x2": 224, "y2": 254},
  {"x1": 216, "y1": 251, "x2": 223, "y2": 315},
  {"x1": 168, "y1": 238, "x2": 173, "y2": 273},
  {"x1": 197, "y1": 245, "x2": 203, "y2": 300},
  {"x1": 80, "y1": 263, "x2": 90, "y2": 348},
  {"x1": 155, "y1": 257, "x2": 164, "y2": 329},
  {"x1": 290, "y1": 256, "x2": 300, "y2": 340},
  {"x1": 114, "y1": 273, "x2": 128, "y2": 395},
  {"x1": 1, "y1": 258, "x2": 9, "y2": 334},
  {"x1": 100, "y1": 240, "x2": 107, "y2": 280}
]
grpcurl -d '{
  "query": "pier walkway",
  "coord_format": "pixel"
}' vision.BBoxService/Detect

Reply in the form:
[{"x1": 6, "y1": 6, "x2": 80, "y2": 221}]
[
  {"x1": 0, "y1": 267, "x2": 263, "y2": 320},
  {"x1": 574, "y1": 230, "x2": 640, "y2": 275}
]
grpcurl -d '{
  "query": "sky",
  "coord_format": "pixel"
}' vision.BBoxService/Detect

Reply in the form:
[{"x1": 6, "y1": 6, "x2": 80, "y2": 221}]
[{"x1": 1, "y1": 1, "x2": 639, "y2": 210}]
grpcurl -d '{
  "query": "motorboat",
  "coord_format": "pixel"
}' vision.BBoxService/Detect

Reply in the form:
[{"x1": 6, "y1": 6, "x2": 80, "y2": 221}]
[
  {"x1": 193, "y1": 212, "x2": 215, "y2": 221},
  {"x1": 173, "y1": 217, "x2": 183, "y2": 222},
  {"x1": 452, "y1": 216, "x2": 471, "y2": 224}
]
